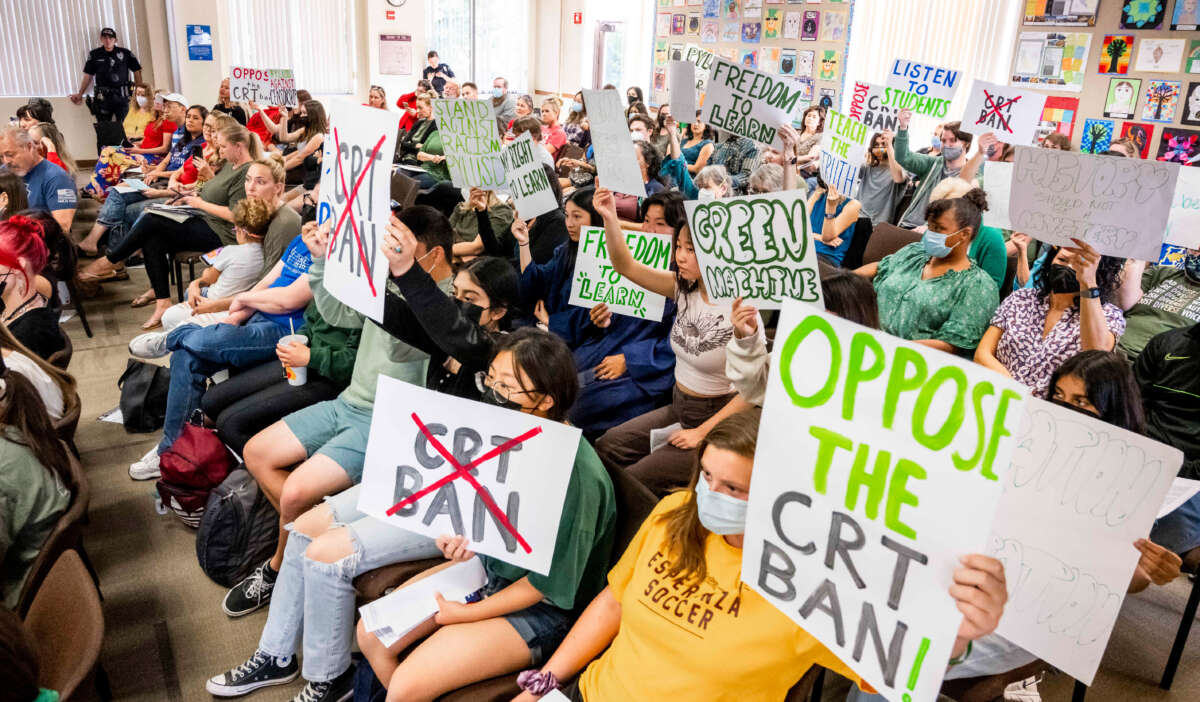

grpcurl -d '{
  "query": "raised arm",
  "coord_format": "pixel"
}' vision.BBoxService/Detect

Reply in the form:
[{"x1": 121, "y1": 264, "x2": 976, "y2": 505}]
[
  {"x1": 960, "y1": 132, "x2": 995, "y2": 184},
  {"x1": 893, "y1": 110, "x2": 937, "y2": 178},
  {"x1": 592, "y1": 186, "x2": 676, "y2": 298},
  {"x1": 882, "y1": 130, "x2": 907, "y2": 183},
  {"x1": 1066, "y1": 239, "x2": 1117, "y2": 351}
]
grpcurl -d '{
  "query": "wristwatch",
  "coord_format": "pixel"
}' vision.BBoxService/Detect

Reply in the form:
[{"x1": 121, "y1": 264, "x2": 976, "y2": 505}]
[{"x1": 1080, "y1": 286, "x2": 1102, "y2": 299}]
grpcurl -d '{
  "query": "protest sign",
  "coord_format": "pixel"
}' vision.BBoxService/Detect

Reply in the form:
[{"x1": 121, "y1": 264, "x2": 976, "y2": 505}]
[
  {"x1": 669, "y1": 60, "x2": 698, "y2": 119},
  {"x1": 568, "y1": 227, "x2": 671, "y2": 320},
  {"x1": 846, "y1": 81, "x2": 901, "y2": 132},
  {"x1": 432, "y1": 99, "x2": 505, "y2": 189},
  {"x1": 960, "y1": 80, "x2": 1047, "y2": 146},
  {"x1": 1166, "y1": 166, "x2": 1200, "y2": 248},
  {"x1": 886, "y1": 58, "x2": 960, "y2": 113},
  {"x1": 819, "y1": 109, "x2": 868, "y2": 198},
  {"x1": 1008, "y1": 146, "x2": 1178, "y2": 261},
  {"x1": 582, "y1": 89, "x2": 646, "y2": 197},
  {"x1": 1160, "y1": 478, "x2": 1200, "y2": 519},
  {"x1": 358, "y1": 376, "x2": 583, "y2": 576},
  {"x1": 701, "y1": 56, "x2": 808, "y2": 149},
  {"x1": 685, "y1": 43, "x2": 715, "y2": 95},
  {"x1": 744, "y1": 304, "x2": 1028, "y2": 702},
  {"x1": 988, "y1": 398, "x2": 1181, "y2": 684},
  {"x1": 500, "y1": 132, "x2": 558, "y2": 219},
  {"x1": 982, "y1": 161, "x2": 1014, "y2": 231},
  {"x1": 316, "y1": 101, "x2": 399, "y2": 322},
  {"x1": 684, "y1": 190, "x2": 822, "y2": 309},
  {"x1": 229, "y1": 66, "x2": 297, "y2": 107}
]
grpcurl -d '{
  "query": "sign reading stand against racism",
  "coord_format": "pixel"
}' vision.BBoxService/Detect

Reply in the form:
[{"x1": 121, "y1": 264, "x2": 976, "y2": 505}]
[
  {"x1": 743, "y1": 303, "x2": 1028, "y2": 702},
  {"x1": 433, "y1": 98, "x2": 506, "y2": 189},
  {"x1": 316, "y1": 100, "x2": 398, "y2": 322},
  {"x1": 357, "y1": 376, "x2": 582, "y2": 576}
]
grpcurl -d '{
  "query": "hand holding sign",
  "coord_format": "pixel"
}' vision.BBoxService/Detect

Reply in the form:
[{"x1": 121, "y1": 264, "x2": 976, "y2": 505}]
[
  {"x1": 1134, "y1": 539, "x2": 1182, "y2": 588},
  {"x1": 380, "y1": 214, "x2": 419, "y2": 278},
  {"x1": 950, "y1": 555, "x2": 1008, "y2": 644},
  {"x1": 301, "y1": 220, "x2": 331, "y2": 260},
  {"x1": 436, "y1": 534, "x2": 477, "y2": 562}
]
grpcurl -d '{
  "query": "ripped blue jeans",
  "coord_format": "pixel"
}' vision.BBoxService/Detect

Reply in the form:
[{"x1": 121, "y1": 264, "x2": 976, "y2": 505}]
[{"x1": 257, "y1": 484, "x2": 442, "y2": 682}]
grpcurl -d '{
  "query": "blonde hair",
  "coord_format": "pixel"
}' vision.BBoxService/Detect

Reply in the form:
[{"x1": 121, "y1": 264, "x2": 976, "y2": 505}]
[
  {"x1": 249, "y1": 153, "x2": 287, "y2": 184},
  {"x1": 929, "y1": 177, "x2": 974, "y2": 203},
  {"x1": 232, "y1": 197, "x2": 273, "y2": 237},
  {"x1": 217, "y1": 123, "x2": 264, "y2": 161}
]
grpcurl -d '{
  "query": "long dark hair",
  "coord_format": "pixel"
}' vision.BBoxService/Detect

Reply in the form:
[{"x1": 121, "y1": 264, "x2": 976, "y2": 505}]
[
  {"x1": 1048, "y1": 351, "x2": 1144, "y2": 433},
  {"x1": 636, "y1": 140, "x2": 666, "y2": 187},
  {"x1": 800, "y1": 105, "x2": 825, "y2": 134},
  {"x1": 566, "y1": 186, "x2": 603, "y2": 228},
  {"x1": 0, "y1": 171, "x2": 29, "y2": 216},
  {"x1": 180, "y1": 105, "x2": 209, "y2": 147},
  {"x1": 654, "y1": 103, "x2": 672, "y2": 135},
  {"x1": 300, "y1": 100, "x2": 328, "y2": 143},
  {"x1": 659, "y1": 409, "x2": 762, "y2": 585},
  {"x1": 867, "y1": 132, "x2": 888, "y2": 167},
  {"x1": 0, "y1": 362, "x2": 71, "y2": 488},
  {"x1": 821, "y1": 267, "x2": 880, "y2": 329},
  {"x1": 1034, "y1": 248, "x2": 1125, "y2": 304},
  {"x1": 460, "y1": 256, "x2": 520, "y2": 330},
  {"x1": 492, "y1": 328, "x2": 578, "y2": 422}
]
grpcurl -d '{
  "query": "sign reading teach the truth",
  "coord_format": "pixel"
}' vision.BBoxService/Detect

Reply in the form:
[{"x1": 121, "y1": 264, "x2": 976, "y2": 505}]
[
  {"x1": 500, "y1": 132, "x2": 558, "y2": 219},
  {"x1": 744, "y1": 304, "x2": 1028, "y2": 702},
  {"x1": 960, "y1": 80, "x2": 1048, "y2": 146},
  {"x1": 230, "y1": 66, "x2": 297, "y2": 107},
  {"x1": 702, "y1": 56, "x2": 808, "y2": 149},
  {"x1": 316, "y1": 101, "x2": 398, "y2": 322},
  {"x1": 582, "y1": 89, "x2": 646, "y2": 197},
  {"x1": 1008, "y1": 146, "x2": 1178, "y2": 261},
  {"x1": 568, "y1": 227, "x2": 671, "y2": 320},
  {"x1": 358, "y1": 376, "x2": 583, "y2": 576},
  {"x1": 988, "y1": 398, "x2": 1180, "y2": 684},
  {"x1": 433, "y1": 99, "x2": 505, "y2": 189},
  {"x1": 684, "y1": 190, "x2": 822, "y2": 309},
  {"x1": 819, "y1": 109, "x2": 868, "y2": 197}
]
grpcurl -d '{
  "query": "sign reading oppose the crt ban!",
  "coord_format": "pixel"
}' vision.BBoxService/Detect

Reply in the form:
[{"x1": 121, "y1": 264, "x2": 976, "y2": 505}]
[
  {"x1": 500, "y1": 132, "x2": 558, "y2": 219},
  {"x1": 230, "y1": 66, "x2": 297, "y2": 107},
  {"x1": 433, "y1": 99, "x2": 506, "y2": 189},
  {"x1": 702, "y1": 57, "x2": 808, "y2": 150},
  {"x1": 684, "y1": 190, "x2": 822, "y2": 309},
  {"x1": 357, "y1": 376, "x2": 582, "y2": 576},
  {"x1": 1008, "y1": 146, "x2": 1178, "y2": 262},
  {"x1": 743, "y1": 304, "x2": 1028, "y2": 702},
  {"x1": 568, "y1": 227, "x2": 671, "y2": 321}
]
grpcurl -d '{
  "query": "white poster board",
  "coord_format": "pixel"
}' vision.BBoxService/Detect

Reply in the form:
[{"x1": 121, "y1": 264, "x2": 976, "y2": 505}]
[
  {"x1": 988, "y1": 398, "x2": 1181, "y2": 684},
  {"x1": 684, "y1": 190, "x2": 822, "y2": 309},
  {"x1": 1008, "y1": 146, "x2": 1178, "y2": 261},
  {"x1": 316, "y1": 100, "x2": 398, "y2": 322},
  {"x1": 358, "y1": 558, "x2": 487, "y2": 646},
  {"x1": 886, "y1": 58, "x2": 962, "y2": 103},
  {"x1": 229, "y1": 66, "x2": 297, "y2": 107},
  {"x1": 568, "y1": 227, "x2": 671, "y2": 320},
  {"x1": 669, "y1": 60, "x2": 698, "y2": 120},
  {"x1": 684, "y1": 43, "x2": 715, "y2": 96},
  {"x1": 433, "y1": 99, "x2": 506, "y2": 189},
  {"x1": 582, "y1": 89, "x2": 646, "y2": 197},
  {"x1": 744, "y1": 304, "x2": 1028, "y2": 702},
  {"x1": 358, "y1": 376, "x2": 582, "y2": 576},
  {"x1": 701, "y1": 56, "x2": 808, "y2": 149},
  {"x1": 819, "y1": 109, "x2": 868, "y2": 197},
  {"x1": 500, "y1": 132, "x2": 558, "y2": 219},
  {"x1": 982, "y1": 161, "x2": 1014, "y2": 231},
  {"x1": 847, "y1": 81, "x2": 903, "y2": 132},
  {"x1": 960, "y1": 80, "x2": 1048, "y2": 146},
  {"x1": 1166, "y1": 167, "x2": 1200, "y2": 249}
]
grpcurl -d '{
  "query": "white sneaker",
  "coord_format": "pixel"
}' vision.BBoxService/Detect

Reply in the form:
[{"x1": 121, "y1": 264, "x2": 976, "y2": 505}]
[
  {"x1": 1004, "y1": 675, "x2": 1042, "y2": 702},
  {"x1": 129, "y1": 447, "x2": 161, "y2": 480},
  {"x1": 128, "y1": 331, "x2": 170, "y2": 360}
]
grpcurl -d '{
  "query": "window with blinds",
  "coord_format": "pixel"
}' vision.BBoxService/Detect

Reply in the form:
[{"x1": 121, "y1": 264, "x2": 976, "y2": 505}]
[
  {"x1": 0, "y1": 0, "x2": 146, "y2": 97},
  {"x1": 427, "y1": 0, "x2": 531, "y2": 92},
  {"x1": 225, "y1": 0, "x2": 358, "y2": 95}
]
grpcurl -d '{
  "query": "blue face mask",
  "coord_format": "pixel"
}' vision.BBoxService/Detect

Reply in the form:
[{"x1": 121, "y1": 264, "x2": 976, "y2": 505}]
[
  {"x1": 492, "y1": 88, "x2": 504, "y2": 99},
  {"x1": 569, "y1": 101, "x2": 583, "y2": 113},
  {"x1": 922, "y1": 228, "x2": 961, "y2": 258},
  {"x1": 931, "y1": 136, "x2": 942, "y2": 150},
  {"x1": 694, "y1": 477, "x2": 748, "y2": 535}
]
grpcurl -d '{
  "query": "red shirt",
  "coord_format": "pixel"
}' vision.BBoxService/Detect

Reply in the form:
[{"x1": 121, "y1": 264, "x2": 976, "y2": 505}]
[
  {"x1": 246, "y1": 108, "x2": 280, "y2": 147},
  {"x1": 543, "y1": 123, "x2": 567, "y2": 159},
  {"x1": 141, "y1": 119, "x2": 176, "y2": 150},
  {"x1": 46, "y1": 152, "x2": 67, "y2": 171},
  {"x1": 396, "y1": 91, "x2": 419, "y2": 132}
]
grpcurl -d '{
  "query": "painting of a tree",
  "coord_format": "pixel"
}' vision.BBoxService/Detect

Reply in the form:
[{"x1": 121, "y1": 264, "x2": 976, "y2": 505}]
[
  {"x1": 1103, "y1": 36, "x2": 1130, "y2": 73},
  {"x1": 1142, "y1": 81, "x2": 1180, "y2": 123}
]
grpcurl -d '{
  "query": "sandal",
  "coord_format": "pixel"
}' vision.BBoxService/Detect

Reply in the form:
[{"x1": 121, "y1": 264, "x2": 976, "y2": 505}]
[
  {"x1": 131, "y1": 290, "x2": 156, "y2": 308},
  {"x1": 140, "y1": 317, "x2": 163, "y2": 330},
  {"x1": 77, "y1": 244, "x2": 101, "y2": 258}
]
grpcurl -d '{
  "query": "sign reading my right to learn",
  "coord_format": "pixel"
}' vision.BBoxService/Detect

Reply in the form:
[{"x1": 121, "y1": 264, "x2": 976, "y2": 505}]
[{"x1": 743, "y1": 304, "x2": 1028, "y2": 702}]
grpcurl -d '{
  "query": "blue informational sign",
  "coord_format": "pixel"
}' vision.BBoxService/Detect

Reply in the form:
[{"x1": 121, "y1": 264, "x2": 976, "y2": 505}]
[{"x1": 186, "y1": 24, "x2": 213, "y2": 61}]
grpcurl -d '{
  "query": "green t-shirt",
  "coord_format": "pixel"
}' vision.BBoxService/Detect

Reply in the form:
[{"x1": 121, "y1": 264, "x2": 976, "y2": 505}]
[
  {"x1": 261, "y1": 205, "x2": 302, "y2": 277},
  {"x1": 199, "y1": 161, "x2": 252, "y2": 245},
  {"x1": 483, "y1": 436, "x2": 617, "y2": 612},
  {"x1": 421, "y1": 130, "x2": 451, "y2": 183},
  {"x1": 874, "y1": 242, "x2": 1000, "y2": 351},
  {"x1": 968, "y1": 225, "x2": 1008, "y2": 290},
  {"x1": 0, "y1": 431, "x2": 70, "y2": 608},
  {"x1": 1117, "y1": 265, "x2": 1200, "y2": 361}
]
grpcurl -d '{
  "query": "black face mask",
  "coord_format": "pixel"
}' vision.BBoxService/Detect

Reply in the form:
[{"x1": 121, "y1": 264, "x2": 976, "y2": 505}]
[
  {"x1": 627, "y1": 95, "x2": 638, "y2": 106},
  {"x1": 1047, "y1": 264, "x2": 1080, "y2": 294},
  {"x1": 455, "y1": 298, "x2": 487, "y2": 325},
  {"x1": 479, "y1": 384, "x2": 524, "y2": 411}
]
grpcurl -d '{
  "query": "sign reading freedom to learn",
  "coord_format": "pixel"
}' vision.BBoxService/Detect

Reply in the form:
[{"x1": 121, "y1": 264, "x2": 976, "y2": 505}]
[
  {"x1": 684, "y1": 190, "x2": 822, "y2": 310},
  {"x1": 568, "y1": 227, "x2": 671, "y2": 321},
  {"x1": 702, "y1": 57, "x2": 808, "y2": 150},
  {"x1": 744, "y1": 304, "x2": 1028, "y2": 702}
]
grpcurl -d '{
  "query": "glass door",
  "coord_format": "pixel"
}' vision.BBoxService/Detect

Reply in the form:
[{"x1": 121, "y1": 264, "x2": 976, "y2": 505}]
[{"x1": 592, "y1": 21, "x2": 625, "y2": 89}]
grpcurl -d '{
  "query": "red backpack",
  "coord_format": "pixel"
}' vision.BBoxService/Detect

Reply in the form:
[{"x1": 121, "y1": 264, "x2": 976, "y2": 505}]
[{"x1": 156, "y1": 411, "x2": 235, "y2": 526}]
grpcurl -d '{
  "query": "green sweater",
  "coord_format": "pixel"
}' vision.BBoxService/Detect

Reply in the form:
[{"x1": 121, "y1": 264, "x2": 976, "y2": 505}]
[
  {"x1": 893, "y1": 129, "x2": 983, "y2": 229},
  {"x1": 308, "y1": 259, "x2": 451, "y2": 409},
  {"x1": 298, "y1": 302, "x2": 361, "y2": 386},
  {"x1": 421, "y1": 131, "x2": 451, "y2": 183},
  {"x1": 969, "y1": 225, "x2": 1008, "y2": 290},
  {"x1": 0, "y1": 432, "x2": 70, "y2": 608}
]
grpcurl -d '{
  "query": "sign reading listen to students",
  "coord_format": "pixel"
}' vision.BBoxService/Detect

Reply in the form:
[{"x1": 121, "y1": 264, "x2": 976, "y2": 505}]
[
  {"x1": 819, "y1": 109, "x2": 868, "y2": 197},
  {"x1": 229, "y1": 66, "x2": 297, "y2": 107},
  {"x1": 1008, "y1": 146, "x2": 1178, "y2": 261},
  {"x1": 743, "y1": 304, "x2": 1028, "y2": 702},
  {"x1": 887, "y1": 59, "x2": 961, "y2": 102},
  {"x1": 582, "y1": 89, "x2": 646, "y2": 197},
  {"x1": 500, "y1": 132, "x2": 558, "y2": 218},
  {"x1": 683, "y1": 190, "x2": 822, "y2": 310},
  {"x1": 433, "y1": 99, "x2": 506, "y2": 189},
  {"x1": 316, "y1": 100, "x2": 398, "y2": 322},
  {"x1": 358, "y1": 376, "x2": 582, "y2": 576},
  {"x1": 702, "y1": 56, "x2": 809, "y2": 149},
  {"x1": 960, "y1": 80, "x2": 1048, "y2": 146},
  {"x1": 568, "y1": 227, "x2": 671, "y2": 321}
]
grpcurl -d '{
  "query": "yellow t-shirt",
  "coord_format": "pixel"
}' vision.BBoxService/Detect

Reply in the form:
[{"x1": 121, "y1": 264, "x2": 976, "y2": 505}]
[
  {"x1": 579, "y1": 492, "x2": 868, "y2": 702},
  {"x1": 124, "y1": 108, "x2": 154, "y2": 140}
]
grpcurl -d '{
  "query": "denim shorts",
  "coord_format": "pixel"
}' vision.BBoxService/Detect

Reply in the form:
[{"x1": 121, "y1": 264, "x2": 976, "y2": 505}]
[
  {"x1": 1150, "y1": 491, "x2": 1200, "y2": 554},
  {"x1": 484, "y1": 577, "x2": 574, "y2": 666},
  {"x1": 283, "y1": 396, "x2": 373, "y2": 481}
]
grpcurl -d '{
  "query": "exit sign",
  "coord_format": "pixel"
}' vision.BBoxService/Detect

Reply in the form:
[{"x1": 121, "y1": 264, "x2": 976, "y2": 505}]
[
  {"x1": 385, "y1": 9, "x2": 395, "y2": 20},
  {"x1": 573, "y1": 12, "x2": 582, "y2": 24}
]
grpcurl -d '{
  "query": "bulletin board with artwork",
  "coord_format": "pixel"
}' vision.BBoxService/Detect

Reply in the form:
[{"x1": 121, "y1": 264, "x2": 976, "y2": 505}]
[
  {"x1": 651, "y1": 0, "x2": 856, "y2": 121},
  {"x1": 1008, "y1": 0, "x2": 1200, "y2": 164}
]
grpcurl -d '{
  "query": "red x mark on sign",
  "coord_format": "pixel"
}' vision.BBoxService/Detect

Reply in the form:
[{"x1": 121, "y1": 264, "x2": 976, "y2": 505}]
[
  {"x1": 328, "y1": 127, "x2": 387, "y2": 297},
  {"x1": 982, "y1": 91, "x2": 1020, "y2": 134},
  {"x1": 387, "y1": 412, "x2": 543, "y2": 553}
]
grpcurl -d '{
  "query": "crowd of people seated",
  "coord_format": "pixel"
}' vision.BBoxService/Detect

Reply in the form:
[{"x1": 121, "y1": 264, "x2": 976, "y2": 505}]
[{"x1": 2, "y1": 51, "x2": 1199, "y2": 702}]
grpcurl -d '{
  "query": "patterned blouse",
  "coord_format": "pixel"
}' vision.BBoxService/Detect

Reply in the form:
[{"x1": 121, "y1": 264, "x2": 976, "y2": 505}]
[
  {"x1": 873, "y1": 243, "x2": 1000, "y2": 350},
  {"x1": 992, "y1": 287, "x2": 1126, "y2": 397}
]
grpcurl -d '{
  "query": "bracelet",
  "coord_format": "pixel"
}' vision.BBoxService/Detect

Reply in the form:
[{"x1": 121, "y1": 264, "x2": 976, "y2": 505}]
[
  {"x1": 518, "y1": 241, "x2": 530, "y2": 248},
  {"x1": 516, "y1": 669, "x2": 560, "y2": 696},
  {"x1": 948, "y1": 640, "x2": 972, "y2": 667}
]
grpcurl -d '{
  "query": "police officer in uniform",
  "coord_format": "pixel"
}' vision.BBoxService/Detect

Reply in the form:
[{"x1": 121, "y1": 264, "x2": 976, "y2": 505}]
[{"x1": 69, "y1": 27, "x2": 143, "y2": 153}]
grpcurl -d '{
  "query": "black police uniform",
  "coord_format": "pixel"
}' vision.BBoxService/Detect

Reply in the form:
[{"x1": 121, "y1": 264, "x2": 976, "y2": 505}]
[{"x1": 83, "y1": 45, "x2": 142, "y2": 123}]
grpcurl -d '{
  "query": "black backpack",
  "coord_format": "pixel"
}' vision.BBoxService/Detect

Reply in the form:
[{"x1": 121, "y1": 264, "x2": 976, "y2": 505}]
[
  {"x1": 118, "y1": 359, "x2": 170, "y2": 433},
  {"x1": 195, "y1": 467, "x2": 280, "y2": 586}
]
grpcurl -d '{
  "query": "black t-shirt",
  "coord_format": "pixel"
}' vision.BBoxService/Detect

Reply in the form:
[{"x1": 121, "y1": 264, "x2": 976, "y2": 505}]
[
  {"x1": 83, "y1": 46, "x2": 141, "y2": 89},
  {"x1": 211, "y1": 103, "x2": 248, "y2": 125},
  {"x1": 8, "y1": 307, "x2": 66, "y2": 361}
]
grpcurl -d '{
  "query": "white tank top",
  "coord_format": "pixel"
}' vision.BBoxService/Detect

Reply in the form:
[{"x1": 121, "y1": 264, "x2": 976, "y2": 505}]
[{"x1": 669, "y1": 289, "x2": 737, "y2": 396}]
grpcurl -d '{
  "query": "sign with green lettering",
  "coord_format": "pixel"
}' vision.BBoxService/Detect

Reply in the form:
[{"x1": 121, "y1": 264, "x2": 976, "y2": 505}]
[
  {"x1": 433, "y1": 98, "x2": 506, "y2": 189},
  {"x1": 683, "y1": 190, "x2": 822, "y2": 309},
  {"x1": 743, "y1": 304, "x2": 1028, "y2": 702},
  {"x1": 819, "y1": 109, "x2": 868, "y2": 197},
  {"x1": 568, "y1": 227, "x2": 671, "y2": 320},
  {"x1": 701, "y1": 56, "x2": 809, "y2": 149}
]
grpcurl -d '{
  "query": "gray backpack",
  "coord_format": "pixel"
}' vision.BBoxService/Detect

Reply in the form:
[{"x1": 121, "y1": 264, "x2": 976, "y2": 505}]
[{"x1": 195, "y1": 468, "x2": 279, "y2": 586}]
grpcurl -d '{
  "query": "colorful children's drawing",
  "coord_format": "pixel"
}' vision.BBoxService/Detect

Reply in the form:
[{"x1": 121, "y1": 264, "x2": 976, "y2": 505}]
[
  {"x1": 1156, "y1": 127, "x2": 1200, "y2": 166},
  {"x1": 1141, "y1": 80, "x2": 1181, "y2": 123},
  {"x1": 1079, "y1": 118, "x2": 1115, "y2": 154},
  {"x1": 1099, "y1": 35, "x2": 1134, "y2": 74}
]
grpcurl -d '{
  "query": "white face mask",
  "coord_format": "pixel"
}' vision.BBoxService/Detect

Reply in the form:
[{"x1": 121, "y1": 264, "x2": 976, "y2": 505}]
[
  {"x1": 136, "y1": 96, "x2": 148, "y2": 108},
  {"x1": 630, "y1": 131, "x2": 646, "y2": 142}
]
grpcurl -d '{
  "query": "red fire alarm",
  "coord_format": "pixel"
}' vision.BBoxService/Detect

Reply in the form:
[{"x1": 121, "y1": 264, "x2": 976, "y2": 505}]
[
  {"x1": 573, "y1": 12, "x2": 582, "y2": 24},
  {"x1": 385, "y1": 9, "x2": 395, "y2": 20}
]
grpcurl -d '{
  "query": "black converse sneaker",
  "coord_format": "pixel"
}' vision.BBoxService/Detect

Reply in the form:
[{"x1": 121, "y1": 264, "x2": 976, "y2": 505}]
[
  {"x1": 222, "y1": 560, "x2": 277, "y2": 617},
  {"x1": 291, "y1": 666, "x2": 355, "y2": 702},
  {"x1": 206, "y1": 650, "x2": 299, "y2": 697}
]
